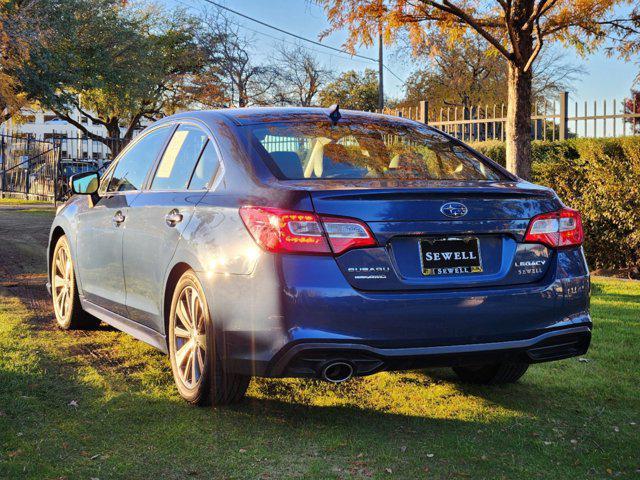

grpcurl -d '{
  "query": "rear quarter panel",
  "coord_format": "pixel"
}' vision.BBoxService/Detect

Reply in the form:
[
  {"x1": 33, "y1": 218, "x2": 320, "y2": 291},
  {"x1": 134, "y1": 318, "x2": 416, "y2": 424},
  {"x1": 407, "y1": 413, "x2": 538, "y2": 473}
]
[{"x1": 165, "y1": 114, "x2": 311, "y2": 343}]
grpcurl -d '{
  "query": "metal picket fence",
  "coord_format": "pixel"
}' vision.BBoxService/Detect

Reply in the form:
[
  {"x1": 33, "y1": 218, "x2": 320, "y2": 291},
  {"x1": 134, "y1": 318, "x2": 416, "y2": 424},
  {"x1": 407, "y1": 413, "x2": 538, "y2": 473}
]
[{"x1": 383, "y1": 92, "x2": 640, "y2": 142}]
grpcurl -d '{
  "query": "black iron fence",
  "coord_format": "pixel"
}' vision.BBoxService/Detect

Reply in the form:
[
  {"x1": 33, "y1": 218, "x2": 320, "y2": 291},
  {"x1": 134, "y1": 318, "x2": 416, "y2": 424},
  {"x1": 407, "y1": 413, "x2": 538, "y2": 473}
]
[{"x1": 0, "y1": 133, "x2": 129, "y2": 202}]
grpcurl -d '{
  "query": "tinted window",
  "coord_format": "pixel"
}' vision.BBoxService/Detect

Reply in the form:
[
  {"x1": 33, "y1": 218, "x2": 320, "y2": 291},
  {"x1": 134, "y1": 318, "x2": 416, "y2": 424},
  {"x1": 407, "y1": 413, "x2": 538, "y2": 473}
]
[
  {"x1": 151, "y1": 125, "x2": 208, "y2": 191},
  {"x1": 248, "y1": 122, "x2": 505, "y2": 181},
  {"x1": 108, "y1": 127, "x2": 171, "y2": 192},
  {"x1": 188, "y1": 141, "x2": 220, "y2": 190}
]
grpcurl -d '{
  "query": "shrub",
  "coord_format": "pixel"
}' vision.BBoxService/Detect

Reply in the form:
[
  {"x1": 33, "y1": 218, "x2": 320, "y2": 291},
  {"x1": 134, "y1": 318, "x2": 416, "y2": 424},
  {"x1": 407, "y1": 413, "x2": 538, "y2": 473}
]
[
  {"x1": 474, "y1": 140, "x2": 506, "y2": 167},
  {"x1": 470, "y1": 137, "x2": 640, "y2": 272}
]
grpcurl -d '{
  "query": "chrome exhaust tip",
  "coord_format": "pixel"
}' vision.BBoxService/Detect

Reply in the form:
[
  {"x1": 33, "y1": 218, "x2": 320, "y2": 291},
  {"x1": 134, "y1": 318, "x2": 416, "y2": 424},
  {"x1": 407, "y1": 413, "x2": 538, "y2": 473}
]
[{"x1": 321, "y1": 361, "x2": 354, "y2": 383}]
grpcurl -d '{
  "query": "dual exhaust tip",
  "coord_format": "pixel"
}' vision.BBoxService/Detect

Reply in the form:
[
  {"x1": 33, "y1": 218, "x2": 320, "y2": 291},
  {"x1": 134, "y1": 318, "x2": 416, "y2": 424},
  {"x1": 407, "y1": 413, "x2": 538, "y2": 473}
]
[{"x1": 320, "y1": 361, "x2": 354, "y2": 383}]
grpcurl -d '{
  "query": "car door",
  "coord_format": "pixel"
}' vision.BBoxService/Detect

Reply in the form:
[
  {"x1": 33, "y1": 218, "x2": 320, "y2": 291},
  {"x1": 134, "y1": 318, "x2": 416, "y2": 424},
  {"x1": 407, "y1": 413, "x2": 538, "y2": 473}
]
[
  {"x1": 75, "y1": 125, "x2": 173, "y2": 316},
  {"x1": 122, "y1": 123, "x2": 222, "y2": 331}
]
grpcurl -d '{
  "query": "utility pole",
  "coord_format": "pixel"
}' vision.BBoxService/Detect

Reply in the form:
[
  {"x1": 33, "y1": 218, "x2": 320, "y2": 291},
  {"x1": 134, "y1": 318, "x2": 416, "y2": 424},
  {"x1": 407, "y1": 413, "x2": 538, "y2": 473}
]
[{"x1": 378, "y1": 31, "x2": 384, "y2": 112}]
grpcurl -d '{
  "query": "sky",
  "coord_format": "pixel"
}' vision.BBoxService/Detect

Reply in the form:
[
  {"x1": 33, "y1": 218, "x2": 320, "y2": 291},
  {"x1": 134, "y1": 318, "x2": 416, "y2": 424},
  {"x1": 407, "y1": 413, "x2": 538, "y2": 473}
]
[{"x1": 163, "y1": 0, "x2": 638, "y2": 108}]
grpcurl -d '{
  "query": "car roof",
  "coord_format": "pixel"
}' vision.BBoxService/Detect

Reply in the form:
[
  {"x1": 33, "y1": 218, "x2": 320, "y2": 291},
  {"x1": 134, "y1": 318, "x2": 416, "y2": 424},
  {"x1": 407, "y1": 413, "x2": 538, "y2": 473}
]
[{"x1": 161, "y1": 107, "x2": 418, "y2": 127}]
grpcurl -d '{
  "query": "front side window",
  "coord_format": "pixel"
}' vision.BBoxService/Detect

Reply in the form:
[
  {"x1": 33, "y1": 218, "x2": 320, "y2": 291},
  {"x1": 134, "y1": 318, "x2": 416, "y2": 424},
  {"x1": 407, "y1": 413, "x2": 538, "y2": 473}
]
[
  {"x1": 247, "y1": 121, "x2": 506, "y2": 181},
  {"x1": 108, "y1": 126, "x2": 171, "y2": 192},
  {"x1": 151, "y1": 125, "x2": 209, "y2": 191}
]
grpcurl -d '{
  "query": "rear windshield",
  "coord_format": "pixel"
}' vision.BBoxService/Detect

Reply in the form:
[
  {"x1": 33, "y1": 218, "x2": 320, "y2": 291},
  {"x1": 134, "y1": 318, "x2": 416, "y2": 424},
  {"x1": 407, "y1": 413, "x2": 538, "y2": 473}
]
[{"x1": 246, "y1": 121, "x2": 506, "y2": 181}]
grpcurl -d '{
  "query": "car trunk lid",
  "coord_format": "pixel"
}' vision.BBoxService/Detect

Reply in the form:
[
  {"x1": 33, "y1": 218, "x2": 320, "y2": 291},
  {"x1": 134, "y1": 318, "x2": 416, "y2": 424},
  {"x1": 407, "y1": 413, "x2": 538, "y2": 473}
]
[{"x1": 305, "y1": 181, "x2": 561, "y2": 291}]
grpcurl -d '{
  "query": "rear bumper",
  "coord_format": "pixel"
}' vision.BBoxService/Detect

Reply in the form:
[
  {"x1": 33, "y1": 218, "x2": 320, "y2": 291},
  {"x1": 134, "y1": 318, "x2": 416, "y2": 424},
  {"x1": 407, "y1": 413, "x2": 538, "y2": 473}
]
[
  {"x1": 268, "y1": 323, "x2": 591, "y2": 378},
  {"x1": 206, "y1": 249, "x2": 591, "y2": 377}
]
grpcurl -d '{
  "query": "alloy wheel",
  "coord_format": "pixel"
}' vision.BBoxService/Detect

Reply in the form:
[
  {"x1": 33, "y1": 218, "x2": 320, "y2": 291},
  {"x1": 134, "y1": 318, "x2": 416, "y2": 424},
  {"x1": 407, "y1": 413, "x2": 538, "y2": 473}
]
[
  {"x1": 172, "y1": 286, "x2": 207, "y2": 389},
  {"x1": 52, "y1": 242, "x2": 73, "y2": 322}
]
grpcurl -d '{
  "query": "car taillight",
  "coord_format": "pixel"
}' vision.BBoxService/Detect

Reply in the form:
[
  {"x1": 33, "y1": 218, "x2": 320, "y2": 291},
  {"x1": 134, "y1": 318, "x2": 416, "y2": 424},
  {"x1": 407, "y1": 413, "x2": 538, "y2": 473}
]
[
  {"x1": 239, "y1": 206, "x2": 376, "y2": 255},
  {"x1": 320, "y1": 214, "x2": 377, "y2": 254},
  {"x1": 524, "y1": 208, "x2": 583, "y2": 248}
]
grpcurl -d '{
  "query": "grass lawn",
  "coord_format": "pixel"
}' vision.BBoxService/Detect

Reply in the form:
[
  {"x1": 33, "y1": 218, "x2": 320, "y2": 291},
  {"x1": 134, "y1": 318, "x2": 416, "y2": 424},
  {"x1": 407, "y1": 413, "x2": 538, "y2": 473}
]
[
  {"x1": 0, "y1": 208, "x2": 638, "y2": 478},
  {"x1": 0, "y1": 279, "x2": 637, "y2": 479}
]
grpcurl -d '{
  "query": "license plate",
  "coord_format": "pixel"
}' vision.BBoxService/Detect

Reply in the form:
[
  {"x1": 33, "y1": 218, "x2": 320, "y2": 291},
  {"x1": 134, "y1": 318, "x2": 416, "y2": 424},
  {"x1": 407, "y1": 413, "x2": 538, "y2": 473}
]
[{"x1": 419, "y1": 237, "x2": 482, "y2": 276}]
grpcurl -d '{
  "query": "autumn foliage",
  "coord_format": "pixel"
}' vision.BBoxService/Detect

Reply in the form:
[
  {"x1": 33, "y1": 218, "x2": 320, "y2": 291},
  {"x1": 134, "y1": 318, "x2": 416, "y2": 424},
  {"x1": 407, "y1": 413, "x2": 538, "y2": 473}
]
[{"x1": 319, "y1": 0, "x2": 634, "y2": 179}]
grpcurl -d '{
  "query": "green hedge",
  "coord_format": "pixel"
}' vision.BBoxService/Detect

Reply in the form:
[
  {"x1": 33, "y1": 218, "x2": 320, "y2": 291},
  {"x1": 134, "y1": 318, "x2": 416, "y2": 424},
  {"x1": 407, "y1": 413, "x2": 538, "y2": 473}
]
[{"x1": 471, "y1": 137, "x2": 640, "y2": 271}]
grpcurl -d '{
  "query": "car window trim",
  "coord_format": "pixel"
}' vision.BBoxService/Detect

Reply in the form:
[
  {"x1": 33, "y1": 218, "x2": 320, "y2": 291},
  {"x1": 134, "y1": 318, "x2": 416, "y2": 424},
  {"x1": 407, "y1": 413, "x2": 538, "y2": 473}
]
[
  {"x1": 142, "y1": 119, "x2": 225, "y2": 194},
  {"x1": 184, "y1": 139, "x2": 210, "y2": 190},
  {"x1": 148, "y1": 125, "x2": 208, "y2": 192},
  {"x1": 186, "y1": 139, "x2": 223, "y2": 191}
]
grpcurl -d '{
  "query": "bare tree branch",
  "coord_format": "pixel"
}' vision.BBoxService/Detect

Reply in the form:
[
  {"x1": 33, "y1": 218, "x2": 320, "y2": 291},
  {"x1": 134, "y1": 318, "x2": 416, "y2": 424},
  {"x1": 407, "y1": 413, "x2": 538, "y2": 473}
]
[
  {"x1": 524, "y1": 17, "x2": 543, "y2": 72},
  {"x1": 51, "y1": 109, "x2": 107, "y2": 143},
  {"x1": 418, "y1": 0, "x2": 514, "y2": 60}
]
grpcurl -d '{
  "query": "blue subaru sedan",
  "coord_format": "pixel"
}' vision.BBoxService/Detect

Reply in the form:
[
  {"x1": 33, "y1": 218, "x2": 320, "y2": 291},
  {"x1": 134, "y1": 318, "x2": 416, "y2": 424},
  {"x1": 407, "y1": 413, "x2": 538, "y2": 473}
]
[{"x1": 47, "y1": 108, "x2": 591, "y2": 405}]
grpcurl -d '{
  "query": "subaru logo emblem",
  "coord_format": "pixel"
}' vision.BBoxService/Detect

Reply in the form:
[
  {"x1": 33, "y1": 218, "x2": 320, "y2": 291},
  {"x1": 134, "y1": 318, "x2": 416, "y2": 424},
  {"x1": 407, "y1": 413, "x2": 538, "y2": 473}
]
[{"x1": 440, "y1": 202, "x2": 468, "y2": 218}]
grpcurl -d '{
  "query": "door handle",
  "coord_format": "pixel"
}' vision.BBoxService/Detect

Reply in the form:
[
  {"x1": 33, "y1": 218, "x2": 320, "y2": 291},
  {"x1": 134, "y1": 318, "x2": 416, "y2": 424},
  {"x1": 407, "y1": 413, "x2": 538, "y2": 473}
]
[
  {"x1": 165, "y1": 209, "x2": 183, "y2": 227},
  {"x1": 112, "y1": 210, "x2": 125, "y2": 226}
]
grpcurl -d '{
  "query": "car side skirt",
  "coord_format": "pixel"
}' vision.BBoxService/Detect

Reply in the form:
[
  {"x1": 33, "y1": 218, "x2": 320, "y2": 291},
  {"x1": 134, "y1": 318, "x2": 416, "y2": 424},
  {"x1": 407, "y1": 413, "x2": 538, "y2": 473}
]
[{"x1": 80, "y1": 298, "x2": 168, "y2": 354}]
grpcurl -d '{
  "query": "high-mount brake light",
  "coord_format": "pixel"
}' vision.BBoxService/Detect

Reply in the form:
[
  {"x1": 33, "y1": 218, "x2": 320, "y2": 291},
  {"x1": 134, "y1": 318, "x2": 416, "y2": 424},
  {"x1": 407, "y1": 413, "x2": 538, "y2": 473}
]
[
  {"x1": 239, "y1": 206, "x2": 376, "y2": 255},
  {"x1": 524, "y1": 208, "x2": 584, "y2": 248}
]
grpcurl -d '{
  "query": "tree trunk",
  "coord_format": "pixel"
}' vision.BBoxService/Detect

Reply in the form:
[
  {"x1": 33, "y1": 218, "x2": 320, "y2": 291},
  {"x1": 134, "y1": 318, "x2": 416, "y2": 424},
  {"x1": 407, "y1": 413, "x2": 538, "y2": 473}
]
[
  {"x1": 505, "y1": 63, "x2": 533, "y2": 179},
  {"x1": 106, "y1": 121, "x2": 121, "y2": 140},
  {"x1": 106, "y1": 120, "x2": 125, "y2": 156}
]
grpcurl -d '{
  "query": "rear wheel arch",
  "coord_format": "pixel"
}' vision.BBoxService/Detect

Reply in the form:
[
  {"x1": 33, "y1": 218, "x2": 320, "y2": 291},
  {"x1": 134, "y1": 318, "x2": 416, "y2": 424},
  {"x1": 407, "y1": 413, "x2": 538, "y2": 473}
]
[
  {"x1": 163, "y1": 262, "x2": 193, "y2": 339},
  {"x1": 163, "y1": 264, "x2": 226, "y2": 371}
]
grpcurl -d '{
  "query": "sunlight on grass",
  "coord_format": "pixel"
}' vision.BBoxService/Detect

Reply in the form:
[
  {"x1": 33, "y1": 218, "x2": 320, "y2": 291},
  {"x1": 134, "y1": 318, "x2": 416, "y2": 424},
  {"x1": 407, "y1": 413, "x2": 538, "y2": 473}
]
[
  {"x1": 249, "y1": 373, "x2": 525, "y2": 422},
  {"x1": 0, "y1": 198, "x2": 53, "y2": 205}
]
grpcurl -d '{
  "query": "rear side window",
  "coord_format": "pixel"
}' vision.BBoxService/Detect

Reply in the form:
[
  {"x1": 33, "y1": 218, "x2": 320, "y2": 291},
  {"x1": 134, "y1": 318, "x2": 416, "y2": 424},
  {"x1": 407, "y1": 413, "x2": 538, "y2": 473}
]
[
  {"x1": 108, "y1": 126, "x2": 171, "y2": 192},
  {"x1": 151, "y1": 125, "x2": 208, "y2": 191},
  {"x1": 247, "y1": 122, "x2": 506, "y2": 181},
  {"x1": 188, "y1": 141, "x2": 220, "y2": 190}
]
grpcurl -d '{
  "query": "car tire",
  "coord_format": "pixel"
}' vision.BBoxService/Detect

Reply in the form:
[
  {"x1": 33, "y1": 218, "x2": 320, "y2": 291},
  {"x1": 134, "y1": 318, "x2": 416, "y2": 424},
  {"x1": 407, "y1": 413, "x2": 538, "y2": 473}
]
[
  {"x1": 168, "y1": 270, "x2": 249, "y2": 406},
  {"x1": 452, "y1": 362, "x2": 529, "y2": 384},
  {"x1": 51, "y1": 235, "x2": 100, "y2": 330}
]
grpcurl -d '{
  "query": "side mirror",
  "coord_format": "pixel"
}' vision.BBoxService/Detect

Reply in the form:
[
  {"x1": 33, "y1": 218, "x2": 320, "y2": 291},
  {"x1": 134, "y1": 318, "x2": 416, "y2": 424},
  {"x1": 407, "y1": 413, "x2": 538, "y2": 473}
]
[{"x1": 70, "y1": 171, "x2": 99, "y2": 195}]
